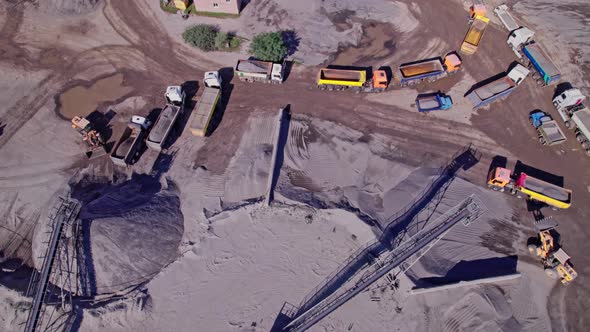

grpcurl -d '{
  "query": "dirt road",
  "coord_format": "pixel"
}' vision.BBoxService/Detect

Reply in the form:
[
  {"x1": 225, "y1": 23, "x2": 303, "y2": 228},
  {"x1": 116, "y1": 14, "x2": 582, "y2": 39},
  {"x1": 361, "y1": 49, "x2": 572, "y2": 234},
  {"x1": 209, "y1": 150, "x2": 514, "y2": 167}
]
[{"x1": 0, "y1": 0, "x2": 589, "y2": 330}]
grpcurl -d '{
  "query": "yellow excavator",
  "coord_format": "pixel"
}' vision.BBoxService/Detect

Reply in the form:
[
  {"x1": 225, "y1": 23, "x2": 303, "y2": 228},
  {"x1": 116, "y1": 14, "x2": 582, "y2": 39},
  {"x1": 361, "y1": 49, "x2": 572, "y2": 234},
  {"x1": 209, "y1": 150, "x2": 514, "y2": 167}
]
[
  {"x1": 71, "y1": 116, "x2": 106, "y2": 157},
  {"x1": 528, "y1": 223, "x2": 577, "y2": 285}
]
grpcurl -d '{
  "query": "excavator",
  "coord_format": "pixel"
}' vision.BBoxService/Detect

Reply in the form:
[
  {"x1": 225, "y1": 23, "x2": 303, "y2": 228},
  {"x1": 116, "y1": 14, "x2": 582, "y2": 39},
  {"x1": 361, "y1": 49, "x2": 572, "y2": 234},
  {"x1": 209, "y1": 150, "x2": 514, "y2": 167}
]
[
  {"x1": 71, "y1": 116, "x2": 106, "y2": 158},
  {"x1": 527, "y1": 221, "x2": 577, "y2": 285}
]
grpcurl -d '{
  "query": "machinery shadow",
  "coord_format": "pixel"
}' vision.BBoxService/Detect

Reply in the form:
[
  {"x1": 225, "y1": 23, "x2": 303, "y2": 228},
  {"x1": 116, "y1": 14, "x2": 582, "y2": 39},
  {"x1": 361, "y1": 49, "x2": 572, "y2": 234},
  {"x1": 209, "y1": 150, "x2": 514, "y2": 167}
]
[
  {"x1": 271, "y1": 145, "x2": 480, "y2": 331},
  {"x1": 207, "y1": 83, "x2": 234, "y2": 137},
  {"x1": 410, "y1": 256, "x2": 518, "y2": 288},
  {"x1": 268, "y1": 105, "x2": 291, "y2": 204}
]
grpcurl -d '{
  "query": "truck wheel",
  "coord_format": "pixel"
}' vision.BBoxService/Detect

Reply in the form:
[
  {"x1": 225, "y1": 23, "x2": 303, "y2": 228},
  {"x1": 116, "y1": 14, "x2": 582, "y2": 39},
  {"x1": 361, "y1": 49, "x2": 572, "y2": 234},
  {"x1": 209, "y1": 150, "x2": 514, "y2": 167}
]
[
  {"x1": 581, "y1": 141, "x2": 590, "y2": 149},
  {"x1": 491, "y1": 186, "x2": 499, "y2": 191},
  {"x1": 544, "y1": 268, "x2": 558, "y2": 279},
  {"x1": 536, "y1": 79, "x2": 544, "y2": 85},
  {"x1": 539, "y1": 138, "x2": 546, "y2": 145},
  {"x1": 564, "y1": 121, "x2": 573, "y2": 129},
  {"x1": 527, "y1": 244, "x2": 538, "y2": 255},
  {"x1": 586, "y1": 149, "x2": 590, "y2": 157},
  {"x1": 576, "y1": 134, "x2": 586, "y2": 143}
]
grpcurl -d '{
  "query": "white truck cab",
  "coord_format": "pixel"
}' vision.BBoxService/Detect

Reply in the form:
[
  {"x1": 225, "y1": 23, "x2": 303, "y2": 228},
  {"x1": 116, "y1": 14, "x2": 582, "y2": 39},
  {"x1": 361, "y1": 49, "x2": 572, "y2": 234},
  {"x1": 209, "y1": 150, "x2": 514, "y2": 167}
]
[
  {"x1": 131, "y1": 115, "x2": 151, "y2": 130},
  {"x1": 165, "y1": 86, "x2": 186, "y2": 106},
  {"x1": 507, "y1": 63, "x2": 530, "y2": 85},
  {"x1": 507, "y1": 27, "x2": 534, "y2": 58},
  {"x1": 204, "y1": 71, "x2": 222, "y2": 88},
  {"x1": 553, "y1": 88, "x2": 586, "y2": 111}
]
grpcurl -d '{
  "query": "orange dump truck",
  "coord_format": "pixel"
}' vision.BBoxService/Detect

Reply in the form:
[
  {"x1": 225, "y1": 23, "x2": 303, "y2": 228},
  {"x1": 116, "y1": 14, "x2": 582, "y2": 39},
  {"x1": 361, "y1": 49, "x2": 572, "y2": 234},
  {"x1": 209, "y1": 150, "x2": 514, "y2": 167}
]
[
  {"x1": 396, "y1": 53, "x2": 462, "y2": 86},
  {"x1": 316, "y1": 67, "x2": 388, "y2": 93},
  {"x1": 461, "y1": 15, "x2": 490, "y2": 55},
  {"x1": 487, "y1": 167, "x2": 572, "y2": 209}
]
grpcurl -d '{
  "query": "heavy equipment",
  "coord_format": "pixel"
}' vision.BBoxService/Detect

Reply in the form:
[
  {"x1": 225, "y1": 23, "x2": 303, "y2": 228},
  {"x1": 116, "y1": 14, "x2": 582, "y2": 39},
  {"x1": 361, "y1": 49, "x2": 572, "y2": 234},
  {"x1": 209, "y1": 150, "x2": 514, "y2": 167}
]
[
  {"x1": 466, "y1": 64, "x2": 529, "y2": 109},
  {"x1": 396, "y1": 53, "x2": 462, "y2": 87},
  {"x1": 529, "y1": 111, "x2": 567, "y2": 146},
  {"x1": 486, "y1": 166, "x2": 572, "y2": 209},
  {"x1": 461, "y1": 14, "x2": 490, "y2": 55},
  {"x1": 494, "y1": 4, "x2": 520, "y2": 32},
  {"x1": 147, "y1": 86, "x2": 186, "y2": 151},
  {"x1": 316, "y1": 67, "x2": 388, "y2": 92},
  {"x1": 528, "y1": 224, "x2": 577, "y2": 285},
  {"x1": 235, "y1": 59, "x2": 284, "y2": 84},
  {"x1": 71, "y1": 116, "x2": 106, "y2": 157},
  {"x1": 110, "y1": 116, "x2": 151, "y2": 167},
  {"x1": 552, "y1": 87, "x2": 590, "y2": 156},
  {"x1": 189, "y1": 71, "x2": 222, "y2": 137},
  {"x1": 415, "y1": 92, "x2": 453, "y2": 112}
]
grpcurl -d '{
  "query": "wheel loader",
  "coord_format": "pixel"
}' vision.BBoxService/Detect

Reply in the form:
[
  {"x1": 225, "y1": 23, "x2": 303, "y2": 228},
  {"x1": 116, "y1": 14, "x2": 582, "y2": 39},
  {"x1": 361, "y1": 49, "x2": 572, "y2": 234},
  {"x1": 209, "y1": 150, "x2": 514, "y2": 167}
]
[
  {"x1": 71, "y1": 116, "x2": 106, "y2": 158},
  {"x1": 528, "y1": 225, "x2": 577, "y2": 285}
]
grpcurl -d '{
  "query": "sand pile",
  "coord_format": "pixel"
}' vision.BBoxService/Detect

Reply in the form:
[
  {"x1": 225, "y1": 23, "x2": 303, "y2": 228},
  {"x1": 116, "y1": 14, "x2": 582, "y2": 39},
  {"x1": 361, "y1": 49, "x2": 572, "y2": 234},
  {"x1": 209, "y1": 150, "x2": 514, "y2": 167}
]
[{"x1": 72, "y1": 175, "x2": 184, "y2": 296}]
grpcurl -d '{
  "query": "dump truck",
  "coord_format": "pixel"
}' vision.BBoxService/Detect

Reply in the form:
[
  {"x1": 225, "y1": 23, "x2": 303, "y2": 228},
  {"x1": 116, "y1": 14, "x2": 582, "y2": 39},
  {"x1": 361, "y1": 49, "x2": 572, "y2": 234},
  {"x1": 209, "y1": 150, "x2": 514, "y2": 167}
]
[
  {"x1": 487, "y1": 166, "x2": 572, "y2": 209},
  {"x1": 146, "y1": 86, "x2": 186, "y2": 151},
  {"x1": 316, "y1": 67, "x2": 388, "y2": 92},
  {"x1": 528, "y1": 224, "x2": 577, "y2": 285},
  {"x1": 235, "y1": 59, "x2": 284, "y2": 84},
  {"x1": 110, "y1": 116, "x2": 151, "y2": 167},
  {"x1": 494, "y1": 4, "x2": 520, "y2": 32},
  {"x1": 415, "y1": 92, "x2": 453, "y2": 112},
  {"x1": 189, "y1": 71, "x2": 222, "y2": 137},
  {"x1": 396, "y1": 53, "x2": 462, "y2": 87},
  {"x1": 553, "y1": 88, "x2": 590, "y2": 156},
  {"x1": 460, "y1": 15, "x2": 490, "y2": 55},
  {"x1": 529, "y1": 111, "x2": 567, "y2": 146},
  {"x1": 522, "y1": 42, "x2": 561, "y2": 86},
  {"x1": 466, "y1": 64, "x2": 529, "y2": 109}
]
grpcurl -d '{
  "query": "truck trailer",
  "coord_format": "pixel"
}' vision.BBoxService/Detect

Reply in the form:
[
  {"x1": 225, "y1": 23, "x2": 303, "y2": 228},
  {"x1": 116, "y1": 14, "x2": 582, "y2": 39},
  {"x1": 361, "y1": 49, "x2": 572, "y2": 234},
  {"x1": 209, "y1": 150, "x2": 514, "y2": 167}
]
[
  {"x1": 529, "y1": 111, "x2": 567, "y2": 146},
  {"x1": 523, "y1": 42, "x2": 561, "y2": 86},
  {"x1": 235, "y1": 59, "x2": 284, "y2": 84},
  {"x1": 316, "y1": 67, "x2": 388, "y2": 92},
  {"x1": 461, "y1": 15, "x2": 490, "y2": 55},
  {"x1": 466, "y1": 64, "x2": 529, "y2": 109},
  {"x1": 396, "y1": 53, "x2": 462, "y2": 86},
  {"x1": 553, "y1": 88, "x2": 590, "y2": 156},
  {"x1": 110, "y1": 116, "x2": 150, "y2": 167},
  {"x1": 189, "y1": 71, "x2": 222, "y2": 137},
  {"x1": 147, "y1": 104, "x2": 182, "y2": 151},
  {"x1": 487, "y1": 167, "x2": 572, "y2": 210},
  {"x1": 494, "y1": 4, "x2": 520, "y2": 32}
]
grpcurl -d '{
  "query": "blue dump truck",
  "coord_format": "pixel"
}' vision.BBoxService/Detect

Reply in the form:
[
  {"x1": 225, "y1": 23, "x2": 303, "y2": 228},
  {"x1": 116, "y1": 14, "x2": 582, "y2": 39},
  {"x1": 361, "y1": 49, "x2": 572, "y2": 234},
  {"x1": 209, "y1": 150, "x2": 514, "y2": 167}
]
[
  {"x1": 466, "y1": 64, "x2": 529, "y2": 109},
  {"x1": 523, "y1": 42, "x2": 561, "y2": 86},
  {"x1": 415, "y1": 92, "x2": 453, "y2": 112}
]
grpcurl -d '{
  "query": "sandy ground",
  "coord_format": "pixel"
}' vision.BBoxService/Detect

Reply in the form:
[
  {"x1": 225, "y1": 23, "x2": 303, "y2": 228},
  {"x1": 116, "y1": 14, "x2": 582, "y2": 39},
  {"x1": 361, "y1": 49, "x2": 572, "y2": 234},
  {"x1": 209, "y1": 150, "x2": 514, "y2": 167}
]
[{"x1": 1, "y1": 0, "x2": 590, "y2": 331}]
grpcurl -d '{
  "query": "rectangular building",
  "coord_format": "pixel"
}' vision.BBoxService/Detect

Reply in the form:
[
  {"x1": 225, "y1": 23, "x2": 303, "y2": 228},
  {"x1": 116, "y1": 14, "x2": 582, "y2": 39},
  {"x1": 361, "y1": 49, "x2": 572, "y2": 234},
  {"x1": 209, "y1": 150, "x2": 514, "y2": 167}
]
[{"x1": 194, "y1": 0, "x2": 242, "y2": 15}]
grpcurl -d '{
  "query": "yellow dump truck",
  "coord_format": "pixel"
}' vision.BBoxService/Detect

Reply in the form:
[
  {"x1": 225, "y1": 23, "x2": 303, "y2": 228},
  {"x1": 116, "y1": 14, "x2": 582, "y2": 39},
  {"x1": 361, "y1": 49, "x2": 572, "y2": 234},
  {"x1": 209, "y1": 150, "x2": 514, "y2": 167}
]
[
  {"x1": 461, "y1": 15, "x2": 490, "y2": 55},
  {"x1": 487, "y1": 166, "x2": 572, "y2": 209}
]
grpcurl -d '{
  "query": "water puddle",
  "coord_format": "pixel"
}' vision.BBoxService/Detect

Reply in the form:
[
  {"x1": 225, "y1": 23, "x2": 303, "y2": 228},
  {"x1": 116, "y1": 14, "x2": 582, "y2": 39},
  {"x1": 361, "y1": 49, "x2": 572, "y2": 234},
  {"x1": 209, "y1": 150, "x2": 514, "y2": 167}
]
[{"x1": 57, "y1": 73, "x2": 133, "y2": 119}]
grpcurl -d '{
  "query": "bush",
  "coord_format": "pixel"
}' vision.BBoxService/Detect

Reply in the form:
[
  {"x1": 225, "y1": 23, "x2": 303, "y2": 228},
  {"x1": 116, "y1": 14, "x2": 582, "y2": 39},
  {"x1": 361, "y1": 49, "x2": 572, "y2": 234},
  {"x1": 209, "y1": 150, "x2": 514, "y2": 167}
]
[
  {"x1": 249, "y1": 31, "x2": 288, "y2": 62},
  {"x1": 228, "y1": 36, "x2": 241, "y2": 49},
  {"x1": 215, "y1": 31, "x2": 228, "y2": 49},
  {"x1": 182, "y1": 25, "x2": 217, "y2": 51}
]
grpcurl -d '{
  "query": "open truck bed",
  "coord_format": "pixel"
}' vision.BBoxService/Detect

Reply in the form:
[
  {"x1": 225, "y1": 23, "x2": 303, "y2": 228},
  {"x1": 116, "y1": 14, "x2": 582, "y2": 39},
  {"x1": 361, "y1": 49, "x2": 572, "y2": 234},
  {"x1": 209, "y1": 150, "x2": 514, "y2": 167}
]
[
  {"x1": 494, "y1": 5, "x2": 520, "y2": 32},
  {"x1": 317, "y1": 68, "x2": 366, "y2": 87},
  {"x1": 538, "y1": 120, "x2": 567, "y2": 145},
  {"x1": 189, "y1": 87, "x2": 220, "y2": 137},
  {"x1": 397, "y1": 59, "x2": 444, "y2": 84},
  {"x1": 461, "y1": 16, "x2": 489, "y2": 54},
  {"x1": 147, "y1": 104, "x2": 182, "y2": 151},
  {"x1": 467, "y1": 75, "x2": 516, "y2": 109},
  {"x1": 523, "y1": 43, "x2": 560, "y2": 85},
  {"x1": 517, "y1": 174, "x2": 572, "y2": 209},
  {"x1": 110, "y1": 123, "x2": 144, "y2": 166}
]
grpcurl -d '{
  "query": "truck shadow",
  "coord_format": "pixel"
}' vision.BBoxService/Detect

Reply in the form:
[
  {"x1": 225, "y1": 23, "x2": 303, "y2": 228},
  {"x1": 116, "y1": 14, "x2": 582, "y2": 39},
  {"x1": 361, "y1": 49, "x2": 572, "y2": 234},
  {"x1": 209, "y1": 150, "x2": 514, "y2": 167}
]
[
  {"x1": 554, "y1": 82, "x2": 574, "y2": 99},
  {"x1": 207, "y1": 83, "x2": 234, "y2": 137}
]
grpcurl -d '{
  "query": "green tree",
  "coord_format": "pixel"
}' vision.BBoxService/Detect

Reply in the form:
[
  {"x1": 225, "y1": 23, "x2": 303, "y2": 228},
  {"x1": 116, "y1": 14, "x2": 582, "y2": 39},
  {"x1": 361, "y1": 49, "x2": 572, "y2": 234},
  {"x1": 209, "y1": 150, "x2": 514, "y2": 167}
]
[
  {"x1": 182, "y1": 25, "x2": 217, "y2": 51},
  {"x1": 249, "y1": 31, "x2": 287, "y2": 62},
  {"x1": 215, "y1": 31, "x2": 228, "y2": 49}
]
